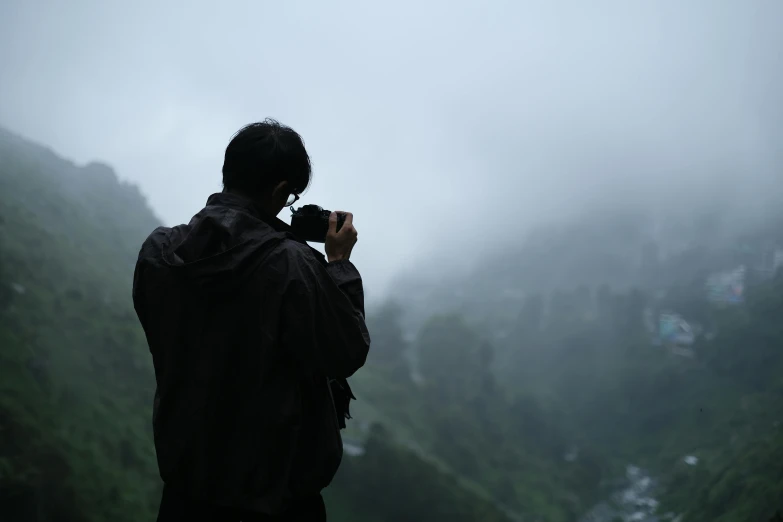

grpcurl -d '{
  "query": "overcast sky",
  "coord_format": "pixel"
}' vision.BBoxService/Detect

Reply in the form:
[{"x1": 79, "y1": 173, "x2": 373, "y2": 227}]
[{"x1": 1, "y1": 0, "x2": 782, "y2": 299}]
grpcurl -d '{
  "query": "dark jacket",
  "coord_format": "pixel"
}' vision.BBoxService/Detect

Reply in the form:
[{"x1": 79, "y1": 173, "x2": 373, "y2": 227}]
[{"x1": 132, "y1": 192, "x2": 370, "y2": 516}]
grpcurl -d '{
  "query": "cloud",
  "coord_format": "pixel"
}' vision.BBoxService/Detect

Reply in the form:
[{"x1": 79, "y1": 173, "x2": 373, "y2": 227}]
[{"x1": 1, "y1": 0, "x2": 781, "y2": 295}]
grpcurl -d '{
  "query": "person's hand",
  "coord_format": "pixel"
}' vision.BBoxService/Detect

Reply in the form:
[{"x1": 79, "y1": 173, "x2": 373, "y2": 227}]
[{"x1": 325, "y1": 211, "x2": 358, "y2": 262}]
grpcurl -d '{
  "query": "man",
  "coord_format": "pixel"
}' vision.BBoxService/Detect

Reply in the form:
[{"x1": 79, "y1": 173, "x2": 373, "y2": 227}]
[{"x1": 132, "y1": 119, "x2": 371, "y2": 521}]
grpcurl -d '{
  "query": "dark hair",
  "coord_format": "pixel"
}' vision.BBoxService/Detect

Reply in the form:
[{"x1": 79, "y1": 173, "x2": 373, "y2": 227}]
[{"x1": 222, "y1": 119, "x2": 312, "y2": 198}]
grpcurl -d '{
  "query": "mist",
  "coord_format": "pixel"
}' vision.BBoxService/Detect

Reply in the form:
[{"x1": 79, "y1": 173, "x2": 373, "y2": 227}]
[
  {"x1": 5, "y1": 2, "x2": 783, "y2": 521},
  {"x1": 2, "y1": 0, "x2": 782, "y2": 299}
]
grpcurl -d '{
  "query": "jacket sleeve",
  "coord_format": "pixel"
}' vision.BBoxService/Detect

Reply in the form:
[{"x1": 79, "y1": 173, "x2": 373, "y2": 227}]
[{"x1": 278, "y1": 243, "x2": 371, "y2": 378}]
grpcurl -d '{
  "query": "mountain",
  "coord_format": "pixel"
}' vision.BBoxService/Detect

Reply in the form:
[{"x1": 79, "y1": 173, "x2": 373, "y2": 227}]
[
  {"x1": 0, "y1": 126, "x2": 514, "y2": 522},
  {"x1": 390, "y1": 191, "x2": 783, "y2": 341},
  {"x1": 0, "y1": 126, "x2": 162, "y2": 521},
  {"x1": 383, "y1": 189, "x2": 783, "y2": 521},
  {"x1": 4, "y1": 124, "x2": 780, "y2": 522}
]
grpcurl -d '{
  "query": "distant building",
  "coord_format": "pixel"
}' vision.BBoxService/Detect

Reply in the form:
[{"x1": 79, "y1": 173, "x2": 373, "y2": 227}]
[
  {"x1": 659, "y1": 313, "x2": 696, "y2": 358},
  {"x1": 659, "y1": 313, "x2": 695, "y2": 346},
  {"x1": 706, "y1": 265, "x2": 746, "y2": 305}
]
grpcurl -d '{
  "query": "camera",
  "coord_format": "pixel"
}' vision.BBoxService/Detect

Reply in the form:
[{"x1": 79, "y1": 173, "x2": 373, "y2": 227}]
[{"x1": 290, "y1": 205, "x2": 345, "y2": 243}]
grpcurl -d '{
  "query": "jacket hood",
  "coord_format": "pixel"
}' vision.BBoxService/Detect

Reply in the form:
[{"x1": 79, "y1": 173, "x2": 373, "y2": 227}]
[{"x1": 148, "y1": 192, "x2": 319, "y2": 289}]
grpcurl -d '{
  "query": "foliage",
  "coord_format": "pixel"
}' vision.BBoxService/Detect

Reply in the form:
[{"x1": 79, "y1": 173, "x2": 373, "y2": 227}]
[
  {"x1": 0, "y1": 127, "x2": 514, "y2": 522},
  {"x1": 3, "y1": 125, "x2": 783, "y2": 522},
  {"x1": 0, "y1": 128, "x2": 162, "y2": 522},
  {"x1": 491, "y1": 267, "x2": 783, "y2": 520},
  {"x1": 351, "y1": 310, "x2": 607, "y2": 521},
  {"x1": 328, "y1": 424, "x2": 511, "y2": 522}
]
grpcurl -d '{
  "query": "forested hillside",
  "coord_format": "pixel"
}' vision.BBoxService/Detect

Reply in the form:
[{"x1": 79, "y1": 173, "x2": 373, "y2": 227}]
[
  {"x1": 378, "y1": 179, "x2": 783, "y2": 520},
  {"x1": 0, "y1": 127, "x2": 515, "y2": 522},
  {"x1": 2, "y1": 126, "x2": 782, "y2": 522},
  {"x1": 0, "y1": 127, "x2": 161, "y2": 521}
]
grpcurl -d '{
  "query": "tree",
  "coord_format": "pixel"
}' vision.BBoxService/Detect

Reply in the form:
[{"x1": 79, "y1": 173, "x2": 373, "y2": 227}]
[
  {"x1": 366, "y1": 300, "x2": 410, "y2": 379},
  {"x1": 417, "y1": 314, "x2": 483, "y2": 401}
]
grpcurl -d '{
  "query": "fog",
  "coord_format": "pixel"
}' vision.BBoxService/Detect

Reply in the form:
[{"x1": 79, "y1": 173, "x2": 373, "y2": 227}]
[
  {"x1": 1, "y1": 0, "x2": 782, "y2": 299},
  {"x1": 4, "y1": 3, "x2": 783, "y2": 521}
]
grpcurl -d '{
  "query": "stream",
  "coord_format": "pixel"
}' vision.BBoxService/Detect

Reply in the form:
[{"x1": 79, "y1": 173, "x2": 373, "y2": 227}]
[
  {"x1": 341, "y1": 438, "x2": 686, "y2": 522},
  {"x1": 578, "y1": 465, "x2": 681, "y2": 522}
]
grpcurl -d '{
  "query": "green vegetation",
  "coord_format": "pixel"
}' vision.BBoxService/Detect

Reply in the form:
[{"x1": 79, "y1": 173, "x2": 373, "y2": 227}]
[
  {"x1": 352, "y1": 311, "x2": 607, "y2": 521},
  {"x1": 328, "y1": 424, "x2": 512, "y2": 522},
  {"x1": 2, "y1": 126, "x2": 782, "y2": 521},
  {"x1": 0, "y1": 129, "x2": 161, "y2": 522},
  {"x1": 488, "y1": 266, "x2": 783, "y2": 520},
  {"x1": 0, "y1": 128, "x2": 514, "y2": 522}
]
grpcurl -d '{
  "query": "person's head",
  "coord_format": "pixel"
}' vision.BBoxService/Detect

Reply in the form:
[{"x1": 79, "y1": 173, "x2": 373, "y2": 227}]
[{"x1": 222, "y1": 119, "x2": 312, "y2": 216}]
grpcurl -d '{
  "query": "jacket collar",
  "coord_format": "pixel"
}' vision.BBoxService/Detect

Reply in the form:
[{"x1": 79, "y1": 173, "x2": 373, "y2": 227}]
[
  {"x1": 205, "y1": 192, "x2": 328, "y2": 265},
  {"x1": 205, "y1": 192, "x2": 292, "y2": 234}
]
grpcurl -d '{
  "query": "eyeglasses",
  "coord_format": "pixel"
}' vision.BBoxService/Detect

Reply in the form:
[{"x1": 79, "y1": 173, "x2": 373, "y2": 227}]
[{"x1": 285, "y1": 193, "x2": 300, "y2": 207}]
